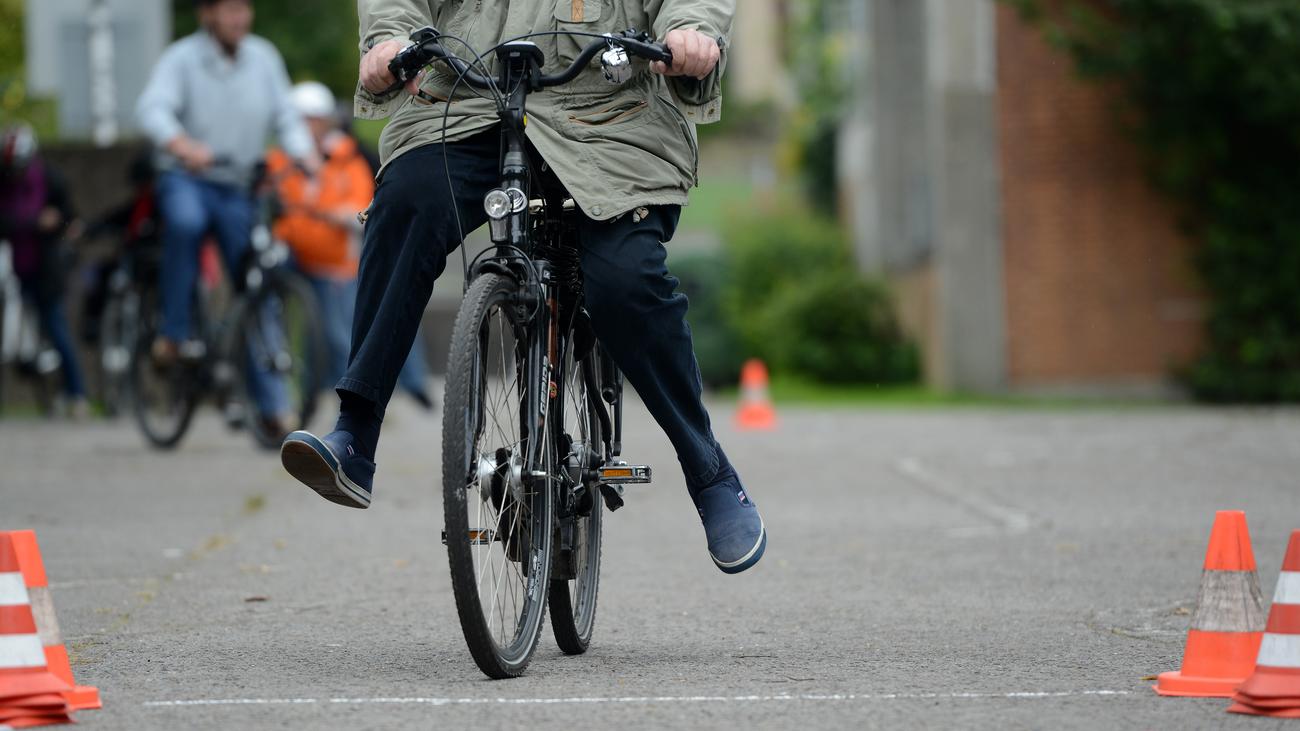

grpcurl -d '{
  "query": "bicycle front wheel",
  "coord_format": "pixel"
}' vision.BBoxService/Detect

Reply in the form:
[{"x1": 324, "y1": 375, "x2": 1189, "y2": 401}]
[{"x1": 442, "y1": 272, "x2": 554, "y2": 679}]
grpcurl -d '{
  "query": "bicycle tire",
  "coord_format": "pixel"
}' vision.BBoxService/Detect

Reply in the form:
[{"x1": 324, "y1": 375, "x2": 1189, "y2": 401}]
[
  {"x1": 231, "y1": 273, "x2": 326, "y2": 450},
  {"x1": 97, "y1": 290, "x2": 133, "y2": 418},
  {"x1": 129, "y1": 292, "x2": 199, "y2": 449},
  {"x1": 548, "y1": 344, "x2": 604, "y2": 655},
  {"x1": 442, "y1": 272, "x2": 554, "y2": 679}
]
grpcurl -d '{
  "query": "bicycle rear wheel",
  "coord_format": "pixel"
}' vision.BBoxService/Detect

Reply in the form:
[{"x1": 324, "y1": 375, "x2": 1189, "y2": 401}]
[
  {"x1": 442, "y1": 272, "x2": 554, "y2": 679},
  {"x1": 231, "y1": 273, "x2": 325, "y2": 450},
  {"x1": 548, "y1": 339, "x2": 603, "y2": 655}
]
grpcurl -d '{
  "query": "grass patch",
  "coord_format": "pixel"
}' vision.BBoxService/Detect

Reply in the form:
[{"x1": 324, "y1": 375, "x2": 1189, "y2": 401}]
[
  {"x1": 715, "y1": 375, "x2": 1184, "y2": 411},
  {"x1": 680, "y1": 174, "x2": 758, "y2": 232}
]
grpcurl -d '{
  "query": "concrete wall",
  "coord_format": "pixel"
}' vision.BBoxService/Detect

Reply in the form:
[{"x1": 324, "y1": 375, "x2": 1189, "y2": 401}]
[{"x1": 853, "y1": 0, "x2": 1006, "y2": 392}]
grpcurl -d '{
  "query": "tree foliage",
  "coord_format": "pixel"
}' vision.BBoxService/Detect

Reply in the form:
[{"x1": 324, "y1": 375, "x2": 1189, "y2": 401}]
[
  {"x1": 1010, "y1": 0, "x2": 1300, "y2": 401},
  {"x1": 172, "y1": 1, "x2": 361, "y2": 99}
]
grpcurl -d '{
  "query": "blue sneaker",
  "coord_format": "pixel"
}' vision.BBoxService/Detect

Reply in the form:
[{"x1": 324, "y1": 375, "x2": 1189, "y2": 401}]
[
  {"x1": 280, "y1": 430, "x2": 375, "y2": 509},
  {"x1": 695, "y1": 477, "x2": 767, "y2": 574}
]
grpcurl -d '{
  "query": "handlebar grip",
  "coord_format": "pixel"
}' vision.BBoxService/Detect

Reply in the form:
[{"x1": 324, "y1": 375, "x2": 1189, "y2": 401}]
[{"x1": 648, "y1": 43, "x2": 673, "y2": 67}]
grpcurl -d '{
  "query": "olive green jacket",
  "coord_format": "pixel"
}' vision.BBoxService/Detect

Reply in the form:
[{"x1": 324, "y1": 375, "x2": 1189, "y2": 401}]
[{"x1": 355, "y1": 0, "x2": 734, "y2": 220}]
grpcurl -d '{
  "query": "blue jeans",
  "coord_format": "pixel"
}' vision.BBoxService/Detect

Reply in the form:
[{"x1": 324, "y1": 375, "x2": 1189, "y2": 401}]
[
  {"x1": 305, "y1": 272, "x2": 428, "y2": 397},
  {"x1": 343, "y1": 132, "x2": 725, "y2": 490},
  {"x1": 19, "y1": 277, "x2": 86, "y2": 399},
  {"x1": 157, "y1": 171, "x2": 287, "y2": 417}
]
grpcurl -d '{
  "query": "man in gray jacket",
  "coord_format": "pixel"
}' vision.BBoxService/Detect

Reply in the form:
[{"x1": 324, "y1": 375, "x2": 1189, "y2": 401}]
[
  {"x1": 136, "y1": 0, "x2": 317, "y2": 436},
  {"x1": 281, "y1": 0, "x2": 764, "y2": 574}
]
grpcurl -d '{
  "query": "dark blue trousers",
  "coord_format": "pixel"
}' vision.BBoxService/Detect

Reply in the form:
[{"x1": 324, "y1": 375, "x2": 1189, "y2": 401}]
[{"x1": 342, "y1": 131, "x2": 727, "y2": 489}]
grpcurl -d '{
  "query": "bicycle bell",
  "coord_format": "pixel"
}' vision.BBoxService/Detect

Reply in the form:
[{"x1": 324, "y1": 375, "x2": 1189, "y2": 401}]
[{"x1": 601, "y1": 45, "x2": 632, "y2": 85}]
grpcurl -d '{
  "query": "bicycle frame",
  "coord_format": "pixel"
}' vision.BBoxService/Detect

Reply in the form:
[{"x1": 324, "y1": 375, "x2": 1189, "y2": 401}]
[{"x1": 466, "y1": 43, "x2": 625, "y2": 495}]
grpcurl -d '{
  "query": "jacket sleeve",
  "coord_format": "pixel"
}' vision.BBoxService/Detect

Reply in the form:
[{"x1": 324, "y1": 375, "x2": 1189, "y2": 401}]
[
  {"x1": 646, "y1": 0, "x2": 736, "y2": 125},
  {"x1": 135, "y1": 45, "x2": 187, "y2": 146},
  {"x1": 354, "y1": 0, "x2": 439, "y2": 120}
]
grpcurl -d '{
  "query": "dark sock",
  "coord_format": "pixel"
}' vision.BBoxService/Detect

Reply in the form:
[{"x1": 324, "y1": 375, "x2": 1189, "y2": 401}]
[{"x1": 335, "y1": 391, "x2": 382, "y2": 461}]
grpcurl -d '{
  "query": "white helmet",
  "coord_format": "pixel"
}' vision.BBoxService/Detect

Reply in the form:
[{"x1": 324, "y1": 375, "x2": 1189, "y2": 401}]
[{"x1": 290, "y1": 81, "x2": 337, "y2": 120}]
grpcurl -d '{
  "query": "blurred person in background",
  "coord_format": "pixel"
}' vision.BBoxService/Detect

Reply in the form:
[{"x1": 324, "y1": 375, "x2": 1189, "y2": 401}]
[
  {"x1": 0, "y1": 124, "x2": 89, "y2": 416},
  {"x1": 270, "y1": 82, "x2": 434, "y2": 409},
  {"x1": 135, "y1": 0, "x2": 318, "y2": 438}
]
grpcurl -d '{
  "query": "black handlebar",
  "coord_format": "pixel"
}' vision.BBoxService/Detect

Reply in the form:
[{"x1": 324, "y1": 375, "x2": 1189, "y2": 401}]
[{"x1": 386, "y1": 27, "x2": 673, "y2": 94}]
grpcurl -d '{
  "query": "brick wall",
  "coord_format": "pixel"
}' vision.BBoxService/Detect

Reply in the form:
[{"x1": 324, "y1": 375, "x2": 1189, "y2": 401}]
[{"x1": 996, "y1": 6, "x2": 1204, "y2": 389}]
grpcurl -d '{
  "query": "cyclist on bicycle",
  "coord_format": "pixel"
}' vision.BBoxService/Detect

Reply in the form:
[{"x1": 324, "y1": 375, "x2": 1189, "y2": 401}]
[
  {"x1": 135, "y1": 0, "x2": 318, "y2": 438},
  {"x1": 282, "y1": 0, "x2": 764, "y2": 574}
]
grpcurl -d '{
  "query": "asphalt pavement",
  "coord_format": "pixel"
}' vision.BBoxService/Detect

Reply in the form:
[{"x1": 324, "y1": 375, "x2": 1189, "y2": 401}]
[{"x1": 3, "y1": 395, "x2": 1300, "y2": 729}]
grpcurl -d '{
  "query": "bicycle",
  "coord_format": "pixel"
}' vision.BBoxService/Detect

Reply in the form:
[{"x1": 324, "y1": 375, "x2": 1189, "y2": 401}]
[
  {"x1": 387, "y1": 26, "x2": 673, "y2": 678},
  {"x1": 0, "y1": 239, "x2": 63, "y2": 416},
  {"x1": 129, "y1": 163, "x2": 326, "y2": 450}
]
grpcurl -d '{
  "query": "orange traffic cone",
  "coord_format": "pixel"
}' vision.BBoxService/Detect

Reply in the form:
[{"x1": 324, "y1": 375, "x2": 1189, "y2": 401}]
[
  {"x1": 4, "y1": 532, "x2": 101, "y2": 711},
  {"x1": 1155, "y1": 510, "x2": 1266, "y2": 697},
  {"x1": 1228, "y1": 530, "x2": 1300, "y2": 717},
  {"x1": 0, "y1": 533, "x2": 74, "y2": 728},
  {"x1": 735, "y1": 359, "x2": 776, "y2": 431}
]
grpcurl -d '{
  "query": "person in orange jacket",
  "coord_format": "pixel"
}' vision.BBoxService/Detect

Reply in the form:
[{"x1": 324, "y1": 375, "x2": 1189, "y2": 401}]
[{"x1": 269, "y1": 82, "x2": 431, "y2": 406}]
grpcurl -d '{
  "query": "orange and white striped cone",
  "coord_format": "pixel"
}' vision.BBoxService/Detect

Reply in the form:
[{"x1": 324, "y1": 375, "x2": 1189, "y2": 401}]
[
  {"x1": 0, "y1": 533, "x2": 73, "y2": 728},
  {"x1": 1155, "y1": 511, "x2": 1266, "y2": 697},
  {"x1": 2, "y1": 532, "x2": 100, "y2": 712},
  {"x1": 1228, "y1": 530, "x2": 1300, "y2": 717},
  {"x1": 735, "y1": 359, "x2": 776, "y2": 431}
]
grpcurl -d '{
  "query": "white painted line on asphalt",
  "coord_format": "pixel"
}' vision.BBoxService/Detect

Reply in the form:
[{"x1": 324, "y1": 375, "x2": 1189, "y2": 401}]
[
  {"x1": 143, "y1": 690, "x2": 1134, "y2": 709},
  {"x1": 894, "y1": 457, "x2": 1036, "y2": 535}
]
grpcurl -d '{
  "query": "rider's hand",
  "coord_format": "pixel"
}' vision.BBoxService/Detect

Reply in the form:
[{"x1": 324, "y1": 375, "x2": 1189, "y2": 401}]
[
  {"x1": 651, "y1": 29, "x2": 721, "y2": 81},
  {"x1": 166, "y1": 135, "x2": 215, "y2": 173},
  {"x1": 360, "y1": 38, "x2": 422, "y2": 96}
]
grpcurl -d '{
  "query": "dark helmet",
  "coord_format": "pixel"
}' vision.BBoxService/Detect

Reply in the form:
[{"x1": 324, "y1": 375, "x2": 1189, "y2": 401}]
[{"x1": 0, "y1": 124, "x2": 37, "y2": 174}]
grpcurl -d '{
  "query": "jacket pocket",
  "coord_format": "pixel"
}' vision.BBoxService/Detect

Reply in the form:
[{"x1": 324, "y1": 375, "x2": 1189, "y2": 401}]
[
  {"x1": 569, "y1": 99, "x2": 648, "y2": 127},
  {"x1": 554, "y1": 0, "x2": 603, "y2": 23}
]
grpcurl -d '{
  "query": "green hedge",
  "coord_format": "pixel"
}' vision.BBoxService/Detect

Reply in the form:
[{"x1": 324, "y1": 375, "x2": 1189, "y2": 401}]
[
  {"x1": 675, "y1": 207, "x2": 920, "y2": 389},
  {"x1": 1008, "y1": 0, "x2": 1300, "y2": 401}
]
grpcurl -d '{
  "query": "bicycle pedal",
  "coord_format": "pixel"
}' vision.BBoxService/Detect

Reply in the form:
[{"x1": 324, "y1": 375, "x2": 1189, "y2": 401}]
[
  {"x1": 441, "y1": 529, "x2": 498, "y2": 546},
  {"x1": 598, "y1": 463, "x2": 651, "y2": 485}
]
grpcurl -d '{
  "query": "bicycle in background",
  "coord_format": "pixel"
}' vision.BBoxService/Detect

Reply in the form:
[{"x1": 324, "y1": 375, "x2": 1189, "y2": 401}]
[{"x1": 129, "y1": 161, "x2": 326, "y2": 450}]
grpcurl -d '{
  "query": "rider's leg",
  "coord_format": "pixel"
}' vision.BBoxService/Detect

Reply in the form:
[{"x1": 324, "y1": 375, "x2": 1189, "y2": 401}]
[
  {"x1": 334, "y1": 134, "x2": 498, "y2": 456},
  {"x1": 305, "y1": 274, "x2": 354, "y2": 391},
  {"x1": 155, "y1": 172, "x2": 210, "y2": 343},
  {"x1": 280, "y1": 135, "x2": 499, "y2": 508},
  {"x1": 395, "y1": 325, "x2": 432, "y2": 408},
  {"x1": 577, "y1": 206, "x2": 765, "y2": 573},
  {"x1": 209, "y1": 185, "x2": 289, "y2": 420}
]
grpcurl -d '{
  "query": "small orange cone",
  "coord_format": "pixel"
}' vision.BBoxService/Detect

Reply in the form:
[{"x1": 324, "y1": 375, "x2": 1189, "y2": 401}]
[
  {"x1": 735, "y1": 359, "x2": 776, "y2": 431},
  {"x1": 1228, "y1": 530, "x2": 1300, "y2": 717},
  {"x1": 1155, "y1": 511, "x2": 1266, "y2": 697},
  {"x1": 0, "y1": 533, "x2": 74, "y2": 728},
  {"x1": 4, "y1": 532, "x2": 101, "y2": 711}
]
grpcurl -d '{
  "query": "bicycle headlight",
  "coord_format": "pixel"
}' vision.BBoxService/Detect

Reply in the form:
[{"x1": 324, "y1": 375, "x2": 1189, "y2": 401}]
[{"x1": 484, "y1": 189, "x2": 512, "y2": 220}]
